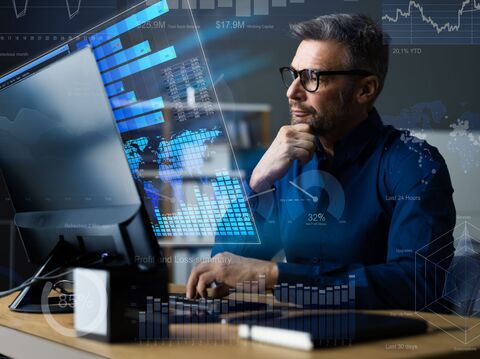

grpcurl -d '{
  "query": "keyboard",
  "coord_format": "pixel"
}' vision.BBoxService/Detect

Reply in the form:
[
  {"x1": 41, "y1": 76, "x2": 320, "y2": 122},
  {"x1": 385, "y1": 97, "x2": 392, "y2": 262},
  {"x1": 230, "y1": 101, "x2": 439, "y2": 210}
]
[{"x1": 169, "y1": 294, "x2": 269, "y2": 314}]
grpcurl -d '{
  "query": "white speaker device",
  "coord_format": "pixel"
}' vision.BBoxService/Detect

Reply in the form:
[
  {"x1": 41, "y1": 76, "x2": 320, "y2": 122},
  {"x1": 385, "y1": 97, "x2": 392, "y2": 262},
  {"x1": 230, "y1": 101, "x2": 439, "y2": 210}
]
[{"x1": 73, "y1": 267, "x2": 167, "y2": 342}]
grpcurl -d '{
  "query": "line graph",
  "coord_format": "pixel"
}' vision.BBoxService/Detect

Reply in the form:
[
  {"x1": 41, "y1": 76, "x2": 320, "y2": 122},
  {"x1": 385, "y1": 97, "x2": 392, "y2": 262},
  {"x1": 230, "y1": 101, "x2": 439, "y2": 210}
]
[
  {"x1": 12, "y1": 0, "x2": 28, "y2": 18},
  {"x1": 65, "y1": 0, "x2": 82, "y2": 19},
  {"x1": 12, "y1": 0, "x2": 83, "y2": 20},
  {"x1": 382, "y1": 0, "x2": 480, "y2": 44}
]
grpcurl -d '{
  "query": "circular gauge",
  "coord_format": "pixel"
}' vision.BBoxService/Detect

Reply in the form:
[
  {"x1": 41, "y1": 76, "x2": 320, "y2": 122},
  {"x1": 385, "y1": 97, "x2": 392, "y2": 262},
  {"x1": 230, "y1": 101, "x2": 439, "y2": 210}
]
[{"x1": 282, "y1": 170, "x2": 346, "y2": 225}]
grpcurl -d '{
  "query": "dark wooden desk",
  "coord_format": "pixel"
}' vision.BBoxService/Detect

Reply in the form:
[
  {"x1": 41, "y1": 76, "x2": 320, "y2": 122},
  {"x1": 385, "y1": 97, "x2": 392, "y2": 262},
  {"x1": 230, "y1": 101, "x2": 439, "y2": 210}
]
[{"x1": 0, "y1": 285, "x2": 479, "y2": 358}]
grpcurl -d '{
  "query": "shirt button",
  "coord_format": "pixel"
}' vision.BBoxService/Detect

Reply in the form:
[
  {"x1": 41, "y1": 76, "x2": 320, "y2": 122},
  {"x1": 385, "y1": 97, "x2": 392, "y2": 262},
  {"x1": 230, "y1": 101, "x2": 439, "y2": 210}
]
[{"x1": 312, "y1": 257, "x2": 319, "y2": 263}]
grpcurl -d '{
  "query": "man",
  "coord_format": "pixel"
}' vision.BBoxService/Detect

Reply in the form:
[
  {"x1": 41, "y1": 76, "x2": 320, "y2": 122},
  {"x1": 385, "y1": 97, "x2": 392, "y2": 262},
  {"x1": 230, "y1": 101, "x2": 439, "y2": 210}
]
[{"x1": 186, "y1": 14, "x2": 456, "y2": 309}]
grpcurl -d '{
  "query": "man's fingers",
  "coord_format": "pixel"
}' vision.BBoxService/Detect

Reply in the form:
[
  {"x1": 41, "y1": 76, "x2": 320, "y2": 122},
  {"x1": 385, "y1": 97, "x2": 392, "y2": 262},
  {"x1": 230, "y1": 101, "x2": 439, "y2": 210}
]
[
  {"x1": 281, "y1": 125, "x2": 315, "y2": 143},
  {"x1": 280, "y1": 124, "x2": 313, "y2": 140},
  {"x1": 186, "y1": 270, "x2": 199, "y2": 299},
  {"x1": 196, "y1": 271, "x2": 218, "y2": 298},
  {"x1": 293, "y1": 140, "x2": 316, "y2": 153},
  {"x1": 292, "y1": 123, "x2": 313, "y2": 133},
  {"x1": 293, "y1": 131, "x2": 316, "y2": 143},
  {"x1": 186, "y1": 263, "x2": 211, "y2": 299},
  {"x1": 212, "y1": 283, "x2": 230, "y2": 298}
]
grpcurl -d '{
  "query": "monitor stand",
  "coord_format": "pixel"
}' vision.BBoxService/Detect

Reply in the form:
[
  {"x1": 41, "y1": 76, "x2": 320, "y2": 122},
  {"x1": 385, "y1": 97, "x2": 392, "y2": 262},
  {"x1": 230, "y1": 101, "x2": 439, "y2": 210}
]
[{"x1": 9, "y1": 240, "x2": 80, "y2": 313}]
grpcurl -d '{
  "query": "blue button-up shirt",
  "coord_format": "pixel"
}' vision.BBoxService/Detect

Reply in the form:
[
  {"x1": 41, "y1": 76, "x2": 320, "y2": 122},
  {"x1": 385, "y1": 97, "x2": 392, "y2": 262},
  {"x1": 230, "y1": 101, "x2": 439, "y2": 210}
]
[{"x1": 213, "y1": 108, "x2": 456, "y2": 310}]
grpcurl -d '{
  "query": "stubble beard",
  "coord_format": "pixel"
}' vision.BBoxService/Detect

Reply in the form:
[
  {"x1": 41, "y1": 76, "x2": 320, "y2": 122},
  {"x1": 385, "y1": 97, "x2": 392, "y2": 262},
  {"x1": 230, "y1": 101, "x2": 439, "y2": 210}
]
[{"x1": 290, "y1": 87, "x2": 355, "y2": 136}]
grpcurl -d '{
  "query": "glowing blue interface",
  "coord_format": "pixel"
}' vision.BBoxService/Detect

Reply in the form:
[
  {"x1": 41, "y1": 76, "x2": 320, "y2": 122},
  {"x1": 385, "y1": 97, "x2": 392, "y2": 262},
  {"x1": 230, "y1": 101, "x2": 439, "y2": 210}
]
[{"x1": 0, "y1": 0, "x2": 259, "y2": 244}]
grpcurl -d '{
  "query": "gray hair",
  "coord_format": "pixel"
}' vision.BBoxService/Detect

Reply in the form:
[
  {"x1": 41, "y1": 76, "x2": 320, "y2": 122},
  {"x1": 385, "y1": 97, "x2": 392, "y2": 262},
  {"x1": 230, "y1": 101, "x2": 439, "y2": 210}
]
[{"x1": 290, "y1": 14, "x2": 390, "y2": 99}]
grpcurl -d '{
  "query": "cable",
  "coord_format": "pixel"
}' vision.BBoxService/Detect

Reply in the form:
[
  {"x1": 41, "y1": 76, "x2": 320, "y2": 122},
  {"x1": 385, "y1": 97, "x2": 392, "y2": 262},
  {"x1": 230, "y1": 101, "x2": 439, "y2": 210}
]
[
  {"x1": 0, "y1": 269, "x2": 72, "y2": 298},
  {"x1": 0, "y1": 256, "x2": 105, "y2": 298}
]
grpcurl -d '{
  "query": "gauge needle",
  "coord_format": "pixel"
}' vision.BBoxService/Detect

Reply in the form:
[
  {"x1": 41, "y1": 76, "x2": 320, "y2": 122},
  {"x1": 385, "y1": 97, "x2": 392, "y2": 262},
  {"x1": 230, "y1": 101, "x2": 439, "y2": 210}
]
[
  {"x1": 289, "y1": 180, "x2": 318, "y2": 203},
  {"x1": 247, "y1": 187, "x2": 276, "y2": 200}
]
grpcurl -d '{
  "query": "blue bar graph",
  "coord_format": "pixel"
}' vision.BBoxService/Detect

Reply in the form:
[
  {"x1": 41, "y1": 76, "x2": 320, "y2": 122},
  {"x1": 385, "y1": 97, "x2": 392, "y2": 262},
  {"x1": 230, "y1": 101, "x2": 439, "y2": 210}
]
[
  {"x1": 327, "y1": 287, "x2": 333, "y2": 306},
  {"x1": 236, "y1": 0, "x2": 250, "y2": 17},
  {"x1": 147, "y1": 296, "x2": 153, "y2": 340},
  {"x1": 117, "y1": 111, "x2": 165, "y2": 133},
  {"x1": 110, "y1": 91, "x2": 137, "y2": 109},
  {"x1": 98, "y1": 41, "x2": 151, "y2": 72},
  {"x1": 101, "y1": 46, "x2": 177, "y2": 84},
  {"x1": 312, "y1": 286, "x2": 318, "y2": 306},
  {"x1": 154, "y1": 298, "x2": 161, "y2": 340},
  {"x1": 274, "y1": 284, "x2": 282, "y2": 304},
  {"x1": 336, "y1": 286, "x2": 342, "y2": 306},
  {"x1": 114, "y1": 96, "x2": 164, "y2": 121},
  {"x1": 289, "y1": 285, "x2": 295, "y2": 304},
  {"x1": 161, "y1": 303, "x2": 169, "y2": 339},
  {"x1": 254, "y1": 0, "x2": 269, "y2": 15},
  {"x1": 200, "y1": 0, "x2": 214, "y2": 8},
  {"x1": 281, "y1": 283, "x2": 288, "y2": 302},
  {"x1": 105, "y1": 81, "x2": 125, "y2": 97},
  {"x1": 137, "y1": 275, "x2": 356, "y2": 344},
  {"x1": 341, "y1": 285, "x2": 348, "y2": 303},
  {"x1": 320, "y1": 289, "x2": 326, "y2": 305},
  {"x1": 93, "y1": 38, "x2": 123, "y2": 59},
  {"x1": 218, "y1": 0, "x2": 233, "y2": 7},
  {"x1": 348, "y1": 274, "x2": 356, "y2": 301},
  {"x1": 296, "y1": 283, "x2": 303, "y2": 305},
  {"x1": 304, "y1": 287, "x2": 311, "y2": 306},
  {"x1": 75, "y1": 39, "x2": 89, "y2": 50},
  {"x1": 89, "y1": 0, "x2": 170, "y2": 47},
  {"x1": 139, "y1": 311, "x2": 146, "y2": 340}
]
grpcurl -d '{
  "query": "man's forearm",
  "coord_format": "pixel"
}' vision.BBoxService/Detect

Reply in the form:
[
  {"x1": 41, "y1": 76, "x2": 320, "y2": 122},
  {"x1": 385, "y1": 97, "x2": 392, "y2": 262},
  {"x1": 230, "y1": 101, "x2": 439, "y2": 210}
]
[{"x1": 249, "y1": 171, "x2": 273, "y2": 193}]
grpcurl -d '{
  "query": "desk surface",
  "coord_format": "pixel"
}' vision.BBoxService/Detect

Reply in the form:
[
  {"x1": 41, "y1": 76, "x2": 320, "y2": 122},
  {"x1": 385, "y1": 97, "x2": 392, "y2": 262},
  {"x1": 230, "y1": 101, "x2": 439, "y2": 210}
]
[{"x1": 1, "y1": 285, "x2": 479, "y2": 359}]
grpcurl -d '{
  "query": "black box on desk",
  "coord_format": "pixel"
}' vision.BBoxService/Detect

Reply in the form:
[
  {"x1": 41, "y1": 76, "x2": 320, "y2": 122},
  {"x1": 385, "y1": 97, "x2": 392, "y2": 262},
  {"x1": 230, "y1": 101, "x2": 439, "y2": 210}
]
[{"x1": 74, "y1": 267, "x2": 168, "y2": 342}]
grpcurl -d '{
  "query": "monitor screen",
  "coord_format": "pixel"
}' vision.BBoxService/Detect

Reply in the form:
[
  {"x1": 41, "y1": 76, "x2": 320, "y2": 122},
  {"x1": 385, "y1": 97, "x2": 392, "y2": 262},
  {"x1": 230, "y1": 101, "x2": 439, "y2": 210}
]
[
  {"x1": 0, "y1": 0, "x2": 260, "y2": 245},
  {"x1": 0, "y1": 47, "x2": 140, "y2": 212}
]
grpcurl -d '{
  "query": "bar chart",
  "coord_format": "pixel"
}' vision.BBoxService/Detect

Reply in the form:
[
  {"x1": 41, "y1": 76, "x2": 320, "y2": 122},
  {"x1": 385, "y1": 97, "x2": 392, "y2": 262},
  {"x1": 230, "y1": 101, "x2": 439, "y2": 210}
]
[
  {"x1": 137, "y1": 274, "x2": 356, "y2": 343},
  {"x1": 74, "y1": 1, "x2": 176, "y2": 135},
  {"x1": 3, "y1": 0, "x2": 269, "y2": 245},
  {"x1": 70, "y1": 0, "x2": 262, "y2": 244},
  {"x1": 167, "y1": 0, "x2": 307, "y2": 17},
  {"x1": 138, "y1": 297, "x2": 170, "y2": 340}
]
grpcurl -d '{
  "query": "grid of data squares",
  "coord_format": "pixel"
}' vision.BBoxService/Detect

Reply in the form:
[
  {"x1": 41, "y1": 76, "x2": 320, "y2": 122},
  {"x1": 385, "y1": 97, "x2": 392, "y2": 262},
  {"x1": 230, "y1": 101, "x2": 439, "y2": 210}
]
[
  {"x1": 212, "y1": 171, "x2": 254, "y2": 236},
  {"x1": 153, "y1": 172, "x2": 255, "y2": 237},
  {"x1": 157, "y1": 129, "x2": 220, "y2": 182}
]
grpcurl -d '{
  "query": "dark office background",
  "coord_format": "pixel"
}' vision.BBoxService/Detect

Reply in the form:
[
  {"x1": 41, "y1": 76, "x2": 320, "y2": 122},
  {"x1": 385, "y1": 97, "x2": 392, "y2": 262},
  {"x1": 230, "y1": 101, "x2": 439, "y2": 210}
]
[{"x1": 1, "y1": 0, "x2": 479, "y2": 289}]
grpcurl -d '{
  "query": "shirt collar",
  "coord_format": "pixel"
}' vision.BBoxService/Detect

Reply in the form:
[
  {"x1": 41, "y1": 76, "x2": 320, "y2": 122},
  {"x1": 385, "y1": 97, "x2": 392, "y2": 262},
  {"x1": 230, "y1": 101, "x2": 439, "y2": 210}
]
[{"x1": 316, "y1": 107, "x2": 384, "y2": 165}]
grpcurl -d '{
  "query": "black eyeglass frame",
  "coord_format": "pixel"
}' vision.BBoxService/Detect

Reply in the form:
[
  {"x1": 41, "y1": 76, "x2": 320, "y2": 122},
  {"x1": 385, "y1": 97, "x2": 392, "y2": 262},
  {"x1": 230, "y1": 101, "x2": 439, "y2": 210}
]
[{"x1": 279, "y1": 67, "x2": 373, "y2": 93}]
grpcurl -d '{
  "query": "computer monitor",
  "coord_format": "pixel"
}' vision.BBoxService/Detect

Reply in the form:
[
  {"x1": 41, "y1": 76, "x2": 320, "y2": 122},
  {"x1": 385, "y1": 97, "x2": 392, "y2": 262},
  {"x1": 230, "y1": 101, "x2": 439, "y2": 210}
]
[
  {"x1": 0, "y1": 47, "x2": 167, "y2": 313},
  {"x1": 0, "y1": 0, "x2": 261, "y2": 247}
]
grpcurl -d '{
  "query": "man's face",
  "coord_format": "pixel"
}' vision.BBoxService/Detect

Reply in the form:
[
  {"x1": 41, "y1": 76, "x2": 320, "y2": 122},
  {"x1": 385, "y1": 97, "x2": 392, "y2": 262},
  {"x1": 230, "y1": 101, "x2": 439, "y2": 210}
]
[{"x1": 288, "y1": 40, "x2": 357, "y2": 135}]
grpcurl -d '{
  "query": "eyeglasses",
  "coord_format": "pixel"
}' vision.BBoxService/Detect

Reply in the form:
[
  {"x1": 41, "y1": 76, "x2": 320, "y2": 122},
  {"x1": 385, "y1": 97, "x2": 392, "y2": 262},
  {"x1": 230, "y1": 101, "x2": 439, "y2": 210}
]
[{"x1": 279, "y1": 67, "x2": 373, "y2": 93}]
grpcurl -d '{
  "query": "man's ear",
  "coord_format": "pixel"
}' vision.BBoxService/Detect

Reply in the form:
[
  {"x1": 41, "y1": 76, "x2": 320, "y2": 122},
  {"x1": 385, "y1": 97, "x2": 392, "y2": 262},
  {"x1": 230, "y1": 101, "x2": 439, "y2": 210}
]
[{"x1": 356, "y1": 76, "x2": 379, "y2": 105}]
